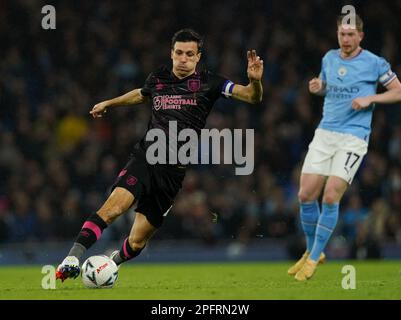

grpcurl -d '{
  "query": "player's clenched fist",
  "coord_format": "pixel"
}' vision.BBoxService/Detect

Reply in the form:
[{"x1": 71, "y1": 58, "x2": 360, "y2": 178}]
[
  {"x1": 309, "y1": 77, "x2": 324, "y2": 94},
  {"x1": 352, "y1": 96, "x2": 372, "y2": 110},
  {"x1": 90, "y1": 101, "x2": 109, "y2": 118}
]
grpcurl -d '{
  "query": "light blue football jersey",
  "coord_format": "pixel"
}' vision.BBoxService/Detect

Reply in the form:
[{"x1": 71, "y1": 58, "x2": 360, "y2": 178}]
[{"x1": 318, "y1": 49, "x2": 396, "y2": 142}]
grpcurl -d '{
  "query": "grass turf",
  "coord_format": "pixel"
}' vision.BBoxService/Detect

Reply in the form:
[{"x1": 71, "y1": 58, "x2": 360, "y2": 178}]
[{"x1": 0, "y1": 261, "x2": 400, "y2": 300}]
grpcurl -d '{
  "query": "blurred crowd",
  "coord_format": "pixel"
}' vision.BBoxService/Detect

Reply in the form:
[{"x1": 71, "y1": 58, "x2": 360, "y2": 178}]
[{"x1": 1, "y1": 0, "x2": 401, "y2": 259}]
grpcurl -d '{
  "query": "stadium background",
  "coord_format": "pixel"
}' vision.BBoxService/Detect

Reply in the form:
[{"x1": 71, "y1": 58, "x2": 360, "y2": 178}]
[{"x1": 1, "y1": 0, "x2": 401, "y2": 265}]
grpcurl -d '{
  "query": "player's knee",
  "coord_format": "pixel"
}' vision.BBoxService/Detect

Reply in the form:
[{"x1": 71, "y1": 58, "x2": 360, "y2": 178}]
[
  {"x1": 322, "y1": 189, "x2": 340, "y2": 204},
  {"x1": 97, "y1": 204, "x2": 126, "y2": 224},
  {"x1": 298, "y1": 189, "x2": 315, "y2": 203},
  {"x1": 128, "y1": 236, "x2": 146, "y2": 251}
]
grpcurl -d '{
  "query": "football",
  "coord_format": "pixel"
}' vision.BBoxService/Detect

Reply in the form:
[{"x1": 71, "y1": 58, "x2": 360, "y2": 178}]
[{"x1": 81, "y1": 255, "x2": 119, "y2": 288}]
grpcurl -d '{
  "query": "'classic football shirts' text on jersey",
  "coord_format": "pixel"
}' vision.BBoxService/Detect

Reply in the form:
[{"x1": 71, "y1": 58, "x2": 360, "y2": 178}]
[
  {"x1": 139, "y1": 66, "x2": 233, "y2": 157},
  {"x1": 318, "y1": 49, "x2": 396, "y2": 142}
]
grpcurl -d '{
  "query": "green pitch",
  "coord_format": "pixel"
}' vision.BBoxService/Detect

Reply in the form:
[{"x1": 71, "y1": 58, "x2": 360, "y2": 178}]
[{"x1": 0, "y1": 261, "x2": 400, "y2": 300}]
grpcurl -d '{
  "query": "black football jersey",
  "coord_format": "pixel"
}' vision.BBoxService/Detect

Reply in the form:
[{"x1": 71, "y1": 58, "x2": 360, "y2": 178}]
[{"x1": 140, "y1": 66, "x2": 233, "y2": 150}]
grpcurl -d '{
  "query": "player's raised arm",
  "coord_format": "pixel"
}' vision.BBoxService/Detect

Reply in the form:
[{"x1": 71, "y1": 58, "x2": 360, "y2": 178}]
[
  {"x1": 231, "y1": 50, "x2": 263, "y2": 104},
  {"x1": 90, "y1": 88, "x2": 149, "y2": 118}
]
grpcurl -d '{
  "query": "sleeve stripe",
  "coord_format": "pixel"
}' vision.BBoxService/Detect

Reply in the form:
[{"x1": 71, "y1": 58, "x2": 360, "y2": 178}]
[
  {"x1": 222, "y1": 80, "x2": 234, "y2": 97},
  {"x1": 382, "y1": 74, "x2": 397, "y2": 87},
  {"x1": 379, "y1": 69, "x2": 396, "y2": 85}
]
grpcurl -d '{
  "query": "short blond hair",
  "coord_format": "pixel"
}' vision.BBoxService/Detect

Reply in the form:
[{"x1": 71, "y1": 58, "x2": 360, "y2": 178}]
[{"x1": 337, "y1": 14, "x2": 363, "y2": 32}]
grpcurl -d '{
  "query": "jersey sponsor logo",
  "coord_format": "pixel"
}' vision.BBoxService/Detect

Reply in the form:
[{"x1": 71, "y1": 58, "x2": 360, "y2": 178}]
[
  {"x1": 326, "y1": 85, "x2": 359, "y2": 99},
  {"x1": 153, "y1": 95, "x2": 197, "y2": 111},
  {"x1": 338, "y1": 66, "x2": 347, "y2": 77},
  {"x1": 187, "y1": 79, "x2": 201, "y2": 92},
  {"x1": 327, "y1": 85, "x2": 359, "y2": 94}
]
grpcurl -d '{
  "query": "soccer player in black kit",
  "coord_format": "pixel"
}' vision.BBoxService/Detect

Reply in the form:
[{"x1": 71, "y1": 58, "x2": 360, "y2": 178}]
[{"x1": 56, "y1": 29, "x2": 263, "y2": 281}]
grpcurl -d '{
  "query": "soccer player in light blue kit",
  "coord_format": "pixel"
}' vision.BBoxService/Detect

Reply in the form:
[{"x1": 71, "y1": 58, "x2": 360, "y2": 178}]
[{"x1": 288, "y1": 14, "x2": 401, "y2": 281}]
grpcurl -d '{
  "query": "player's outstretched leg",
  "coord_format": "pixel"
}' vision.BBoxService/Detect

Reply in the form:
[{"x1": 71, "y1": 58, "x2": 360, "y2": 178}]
[
  {"x1": 294, "y1": 204, "x2": 338, "y2": 281},
  {"x1": 294, "y1": 176, "x2": 346, "y2": 281},
  {"x1": 110, "y1": 212, "x2": 157, "y2": 266},
  {"x1": 56, "y1": 187, "x2": 135, "y2": 282},
  {"x1": 288, "y1": 174, "x2": 325, "y2": 276}
]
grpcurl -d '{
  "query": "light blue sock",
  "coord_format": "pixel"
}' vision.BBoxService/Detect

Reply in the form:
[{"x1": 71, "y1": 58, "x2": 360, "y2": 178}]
[
  {"x1": 309, "y1": 203, "x2": 339, "y2": 261},
  {"x1": 300, "y1": 201, "x2": 320, "y2": 252}
]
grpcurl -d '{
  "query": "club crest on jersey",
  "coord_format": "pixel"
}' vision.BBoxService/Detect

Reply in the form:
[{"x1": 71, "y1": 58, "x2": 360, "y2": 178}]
[
  {"x1": 338, "y1": 66, "x2": 347, "y2": 77},
  {"x1": 187, "y1": 79, "x2": 201, "y2": 92}
]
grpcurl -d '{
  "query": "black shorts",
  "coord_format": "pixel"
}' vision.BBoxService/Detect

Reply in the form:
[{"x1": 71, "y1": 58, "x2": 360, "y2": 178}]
[{"x1": 111, "y1": 144, "x2": 186, "y2": 228}]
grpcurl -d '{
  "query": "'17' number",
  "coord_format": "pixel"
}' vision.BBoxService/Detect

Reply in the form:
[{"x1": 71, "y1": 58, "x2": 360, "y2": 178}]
[{"x1": 345, "y1": 152, "x2": 360, "y2": 170}]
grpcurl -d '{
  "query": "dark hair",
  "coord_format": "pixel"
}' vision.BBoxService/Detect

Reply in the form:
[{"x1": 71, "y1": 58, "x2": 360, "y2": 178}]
[
  {"x1": 171, "y1": 29, "x2": 203, "y2": 53},
  {"x1": 336, "y1": 13, "x2": 363, "y2": 32}
]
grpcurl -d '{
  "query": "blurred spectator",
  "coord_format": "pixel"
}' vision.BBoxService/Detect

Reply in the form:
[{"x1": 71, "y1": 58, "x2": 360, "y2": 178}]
[
  {"x1": 339, "y1": 195, "x2": 368, "y2": 242},
  {"x1": 349, "y1": 199, "x2": 390, "y2": 259}
]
